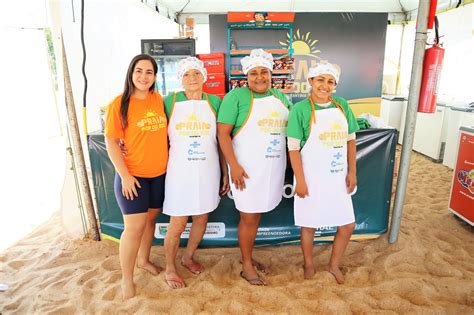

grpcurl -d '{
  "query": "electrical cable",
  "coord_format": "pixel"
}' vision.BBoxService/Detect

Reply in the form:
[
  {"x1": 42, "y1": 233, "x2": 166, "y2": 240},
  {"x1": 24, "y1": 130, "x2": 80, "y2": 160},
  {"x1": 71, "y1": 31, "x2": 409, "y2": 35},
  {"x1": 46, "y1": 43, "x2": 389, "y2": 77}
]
[
  {"x1": 434, "y1": 16, "x2": 440, "y2": 44},
  {"x1": 80, "y1": 0, "x2": 88, "y2": 134}
]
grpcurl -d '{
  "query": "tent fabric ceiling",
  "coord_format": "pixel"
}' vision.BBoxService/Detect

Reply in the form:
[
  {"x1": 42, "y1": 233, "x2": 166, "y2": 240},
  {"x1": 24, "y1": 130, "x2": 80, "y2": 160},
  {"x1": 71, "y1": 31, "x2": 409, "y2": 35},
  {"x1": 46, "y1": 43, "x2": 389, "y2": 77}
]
[
  {"x1": 147, "y1": 0, "x2": 463, "y2": 24},
  {"x1": 158, "y1": 0, "x2": 456, "y2": 14}
]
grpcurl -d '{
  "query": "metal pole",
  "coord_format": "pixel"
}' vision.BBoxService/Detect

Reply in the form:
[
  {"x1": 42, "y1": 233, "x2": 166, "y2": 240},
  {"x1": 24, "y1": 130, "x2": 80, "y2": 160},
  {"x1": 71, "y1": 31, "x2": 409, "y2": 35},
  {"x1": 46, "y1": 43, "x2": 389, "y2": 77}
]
[
  {"x1": 61, "y1": 34, "x2": 101, "y2": 241},
  {"x1": 389, "y1": 0, "x2": 430, "y2": 243}
]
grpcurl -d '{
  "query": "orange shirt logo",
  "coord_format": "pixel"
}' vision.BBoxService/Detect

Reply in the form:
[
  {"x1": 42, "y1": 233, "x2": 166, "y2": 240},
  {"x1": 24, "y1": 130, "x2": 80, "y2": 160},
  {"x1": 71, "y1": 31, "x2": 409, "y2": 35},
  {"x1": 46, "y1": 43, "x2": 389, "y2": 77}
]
[{"x1": 137, "y1": 109, "x2": 167, "y2": 132}]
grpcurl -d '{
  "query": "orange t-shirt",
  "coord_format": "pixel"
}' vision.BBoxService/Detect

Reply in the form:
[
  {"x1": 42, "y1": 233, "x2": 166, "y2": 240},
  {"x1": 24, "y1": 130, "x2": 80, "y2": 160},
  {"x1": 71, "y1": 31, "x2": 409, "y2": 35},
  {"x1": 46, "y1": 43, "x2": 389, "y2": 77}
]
[{"x1": 105, "y1": 92, "x2": 168, "y2": 178}]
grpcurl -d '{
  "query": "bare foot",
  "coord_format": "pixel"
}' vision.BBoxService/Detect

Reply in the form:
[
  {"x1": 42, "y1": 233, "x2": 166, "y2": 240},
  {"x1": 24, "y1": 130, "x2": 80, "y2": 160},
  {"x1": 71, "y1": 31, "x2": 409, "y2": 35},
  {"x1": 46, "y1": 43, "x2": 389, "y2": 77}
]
[
  {"x1": 137, "y1": 261, "x2": 162, "y2": 275},
  {"x1": 181, "y1": 257, "x2": 204, "y2": 275},
  {"x1": 303, "y1": 264, "x2": 315, "y2": 279},
  {"x1": 325, "y1": 265, "x2": 345, "y2": 284},
  {"x1": 121, "y1": 279, "x2": 135, "y2": 300},
  {"x1": 164, "y1": 270, "x2": 185, "y2": 289}
]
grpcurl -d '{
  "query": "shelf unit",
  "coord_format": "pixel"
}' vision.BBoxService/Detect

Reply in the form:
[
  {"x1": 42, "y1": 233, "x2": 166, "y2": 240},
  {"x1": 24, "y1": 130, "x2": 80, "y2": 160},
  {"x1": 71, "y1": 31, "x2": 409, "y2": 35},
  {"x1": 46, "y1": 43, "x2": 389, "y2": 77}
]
[
  {"x1": 229, "y1": 49, "x2": 289, "y2": 56},
  {"x1": 229, "y1": 69, "x2": 294, "y2": 76},
  {"x1": 226, "y1": 23, "x2": 294, "y2": 93}
]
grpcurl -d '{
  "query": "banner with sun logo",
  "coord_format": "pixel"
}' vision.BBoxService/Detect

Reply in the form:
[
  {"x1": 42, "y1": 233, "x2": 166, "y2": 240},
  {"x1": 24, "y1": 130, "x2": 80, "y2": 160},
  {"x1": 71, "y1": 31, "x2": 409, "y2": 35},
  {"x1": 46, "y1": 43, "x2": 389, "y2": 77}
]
[{"x1": 210, "y1": 12, "x2": 388, "y2": 116}]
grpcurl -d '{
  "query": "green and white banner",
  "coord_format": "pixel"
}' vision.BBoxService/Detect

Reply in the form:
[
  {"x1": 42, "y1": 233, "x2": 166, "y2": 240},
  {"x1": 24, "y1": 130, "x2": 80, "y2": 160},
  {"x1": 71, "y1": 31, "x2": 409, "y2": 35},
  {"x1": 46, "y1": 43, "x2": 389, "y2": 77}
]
[{"x1": 89, "y1": 128, "x2": 396, "y2": 246}]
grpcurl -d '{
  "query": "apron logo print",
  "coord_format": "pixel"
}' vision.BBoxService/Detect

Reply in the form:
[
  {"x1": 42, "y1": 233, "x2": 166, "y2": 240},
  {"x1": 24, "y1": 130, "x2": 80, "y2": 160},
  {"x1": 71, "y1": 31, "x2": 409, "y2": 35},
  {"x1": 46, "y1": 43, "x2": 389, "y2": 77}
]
[
  {"x1": 267, "y1": 139, "x2": 283, "y2": 154},
  {"x1": 175, "y1": 113, "x2": 211, "y2": 136},
  {"x1": 330, "y1": 151, "x2": 344, "y2": 172},
  {"x1": 257, "y1": 111, "x2": 288, "y2": 134},
  {"x1": 319, "y1": 122, "x2": 348, "y2": 148},
  {"x1": 190, "y1": 141, "x2": 201, "y2": 148},
  {"x1": 187, "y1": 141, "x2": 206, "y2": 160}
]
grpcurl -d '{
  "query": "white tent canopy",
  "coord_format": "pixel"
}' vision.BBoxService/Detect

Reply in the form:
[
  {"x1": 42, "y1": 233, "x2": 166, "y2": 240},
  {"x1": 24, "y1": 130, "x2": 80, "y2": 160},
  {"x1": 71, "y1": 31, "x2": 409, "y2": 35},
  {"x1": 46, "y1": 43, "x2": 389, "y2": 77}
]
[{"x1": 145, "y1": 0, "x2": 461, "y2": 23}]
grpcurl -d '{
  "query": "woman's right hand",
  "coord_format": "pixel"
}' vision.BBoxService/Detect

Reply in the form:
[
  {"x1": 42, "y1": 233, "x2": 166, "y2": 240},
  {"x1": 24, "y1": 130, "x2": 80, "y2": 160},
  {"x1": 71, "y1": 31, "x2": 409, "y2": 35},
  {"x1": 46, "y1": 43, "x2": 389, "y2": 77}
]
[
  {"x1": 121, "y1": 174, "x2": 141, "y2": 200},
  {"x1": 119, "y1": 139, "x2": 128, "y2": 156},
  {"x1": 230, "y1": 164, "x2": 249, "y2": 191},
  {"x1": 295, "y1": 180, "x2": 309, "y2": 198}
]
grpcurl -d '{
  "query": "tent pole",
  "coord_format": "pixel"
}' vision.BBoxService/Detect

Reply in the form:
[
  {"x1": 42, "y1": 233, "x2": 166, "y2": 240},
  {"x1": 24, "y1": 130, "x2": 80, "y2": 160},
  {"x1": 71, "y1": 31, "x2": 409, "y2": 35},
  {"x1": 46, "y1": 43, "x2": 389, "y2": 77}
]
[
  {"x1": 389, "y1": 0, "x2": 430, "y2": 243},
  {"x1": 395, "y1": 21, "x2": 406, "y2": 95},
  {"x1": 61, "y1": 33, "x2": 100, "y2": 241}
]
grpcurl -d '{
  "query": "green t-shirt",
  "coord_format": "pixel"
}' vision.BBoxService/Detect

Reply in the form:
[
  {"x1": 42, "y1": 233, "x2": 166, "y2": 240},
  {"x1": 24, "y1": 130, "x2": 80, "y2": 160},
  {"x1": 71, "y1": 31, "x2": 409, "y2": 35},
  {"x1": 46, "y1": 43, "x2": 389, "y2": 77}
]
[
  {"x1": 163, "y1": 91, "x2": 221, "y2": 119},
  {"x1": 217, "y1": 87, "x2": 293, "y2": 136},
  {"x1": 287, "y1": 96, "x2": 360, "y2": 149}
]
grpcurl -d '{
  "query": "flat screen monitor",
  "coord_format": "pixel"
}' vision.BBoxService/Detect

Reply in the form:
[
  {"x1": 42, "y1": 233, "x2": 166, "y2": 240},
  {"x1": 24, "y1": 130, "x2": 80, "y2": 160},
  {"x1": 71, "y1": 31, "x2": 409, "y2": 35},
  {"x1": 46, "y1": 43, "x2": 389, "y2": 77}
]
[{"x1": 141, "y1": 39, "x2": 195, "y2": 57}]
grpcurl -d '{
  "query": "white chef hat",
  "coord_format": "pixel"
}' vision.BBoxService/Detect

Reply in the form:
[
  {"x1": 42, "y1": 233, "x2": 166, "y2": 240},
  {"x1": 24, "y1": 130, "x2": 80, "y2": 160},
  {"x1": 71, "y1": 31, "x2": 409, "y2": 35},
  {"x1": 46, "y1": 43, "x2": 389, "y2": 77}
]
[
  {"x1": 307, "y1": 62, "x2": 340, "y2": 84},
  {"x1": 240, "y1": 49, "x2": 274, "y2": 75},
  {"x1": 177, "y1": 56, "x2": 207, "y2": 83}
]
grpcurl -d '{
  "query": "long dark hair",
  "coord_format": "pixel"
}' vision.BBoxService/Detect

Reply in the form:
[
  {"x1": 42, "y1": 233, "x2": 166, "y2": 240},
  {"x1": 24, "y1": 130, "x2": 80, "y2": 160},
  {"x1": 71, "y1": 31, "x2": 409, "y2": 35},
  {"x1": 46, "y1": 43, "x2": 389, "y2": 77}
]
[{"x1": 120, "y1": 54, "x2": 158, "y2": 128}]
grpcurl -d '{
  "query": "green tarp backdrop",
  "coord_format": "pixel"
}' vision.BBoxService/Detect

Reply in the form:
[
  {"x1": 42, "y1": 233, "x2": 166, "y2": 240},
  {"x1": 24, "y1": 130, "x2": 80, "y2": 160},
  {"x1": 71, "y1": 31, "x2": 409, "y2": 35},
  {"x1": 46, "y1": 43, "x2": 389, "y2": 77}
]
[{"x1": 88, "y1": 128, "x2": 397, "y2": 246}]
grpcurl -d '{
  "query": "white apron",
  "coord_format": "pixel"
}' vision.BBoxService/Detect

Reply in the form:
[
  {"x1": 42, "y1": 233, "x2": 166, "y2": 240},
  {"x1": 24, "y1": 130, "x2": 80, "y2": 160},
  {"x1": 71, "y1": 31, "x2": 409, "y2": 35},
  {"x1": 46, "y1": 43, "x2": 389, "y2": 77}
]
[
  {"x1": 163, "y1": 93, "x2": 220, "y2": 216},
  {"x1": 294, "y1": 98, "x2": 355, "y2": 228},
  {"x1": 231, "y1": 91, "x2": 289, "y2": 213}
]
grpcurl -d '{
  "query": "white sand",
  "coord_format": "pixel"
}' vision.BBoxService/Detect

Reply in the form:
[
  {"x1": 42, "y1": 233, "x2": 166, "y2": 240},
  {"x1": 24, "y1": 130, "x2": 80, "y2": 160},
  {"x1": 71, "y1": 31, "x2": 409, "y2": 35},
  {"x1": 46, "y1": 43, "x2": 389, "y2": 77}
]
[{"x1": 1, "y1": 151, "x2": 473, "y2": 314}]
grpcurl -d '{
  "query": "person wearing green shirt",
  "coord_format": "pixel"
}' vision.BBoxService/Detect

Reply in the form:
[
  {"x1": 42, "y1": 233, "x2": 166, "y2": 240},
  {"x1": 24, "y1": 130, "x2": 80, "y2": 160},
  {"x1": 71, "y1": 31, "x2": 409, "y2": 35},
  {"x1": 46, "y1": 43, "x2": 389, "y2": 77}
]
[
  {"x1": 217, "y1": 49, "x2": 292, "y2": 286},
  {"x1": 162, "y1": 57, "x2": 229, "y2": 289},
  {"x1": 287, "y1": 63, "x2": 359, "y2": 284}
]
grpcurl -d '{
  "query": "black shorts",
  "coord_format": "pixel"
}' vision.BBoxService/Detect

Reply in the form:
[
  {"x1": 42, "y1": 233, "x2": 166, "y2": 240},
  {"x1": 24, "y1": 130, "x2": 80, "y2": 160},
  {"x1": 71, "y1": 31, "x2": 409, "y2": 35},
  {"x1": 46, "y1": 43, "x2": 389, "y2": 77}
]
[{"x1": 114, "y1": 173, "x2": 166, "y2": 215}]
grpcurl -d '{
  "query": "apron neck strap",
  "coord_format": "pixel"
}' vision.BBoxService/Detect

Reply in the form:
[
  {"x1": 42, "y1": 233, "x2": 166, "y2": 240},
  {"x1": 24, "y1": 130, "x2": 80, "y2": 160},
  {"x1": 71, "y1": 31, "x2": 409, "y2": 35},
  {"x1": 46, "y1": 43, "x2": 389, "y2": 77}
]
[
  {"x1": 268, "y1": 89, "x2": 278, "y2": 99},
  {"x1": 250, "y1": 89, "x2": 255, "y2": 105},
  {"x1": 172, "y1": 91, "x2": 178, "y2": 104},
  {"x1": 309, "y1": 96, "x2": 317, "y2": 124},
  {"x1": 309, "y1": 96, "x2": 346, "y2": 125},
  {"x1": 329, "y1": 97, "x2": 346, "y2": 116},
  {"x1": 204, "y1": 92, "x2": 217, "y2": 117},
  {"x1": 169, "y1": 92, "x2": 178, "y2": 119}
]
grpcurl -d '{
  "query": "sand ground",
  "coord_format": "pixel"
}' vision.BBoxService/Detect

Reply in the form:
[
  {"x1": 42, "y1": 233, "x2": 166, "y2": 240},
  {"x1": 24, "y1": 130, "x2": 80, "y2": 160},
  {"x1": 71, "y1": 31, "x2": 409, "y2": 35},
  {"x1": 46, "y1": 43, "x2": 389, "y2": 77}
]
[{"x1": 1, "y1": 151, "x2": 473, "y2": 314}]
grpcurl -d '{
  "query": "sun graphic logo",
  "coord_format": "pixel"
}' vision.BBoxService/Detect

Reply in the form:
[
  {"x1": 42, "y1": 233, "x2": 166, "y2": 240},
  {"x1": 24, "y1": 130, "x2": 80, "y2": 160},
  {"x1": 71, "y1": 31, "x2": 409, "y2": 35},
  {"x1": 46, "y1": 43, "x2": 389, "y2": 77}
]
[
  {"x1": 137, "y1": 109, "x2": 165, "y2": 130},
  {"x1": 279, "y1": 29, "x2": 323, "y2": 95},
  {"x1": 279, "y1": 29, "x2": 321, "y2": 57},
  {"x1": 270, "y1": 111, "x2": 283, "y2": 118},
  {"x1": 279, "y1": 29, "x2": 341, "y2": 96},
  {"x1": 187, "y1": 113, "x2": 199, "y2": 121},
  {"x1": 145, "y1": 110, "x2": 157, "y2": 117},
  {"x1": 331, "y1": 122, "x2": 344, "y2": 131}
]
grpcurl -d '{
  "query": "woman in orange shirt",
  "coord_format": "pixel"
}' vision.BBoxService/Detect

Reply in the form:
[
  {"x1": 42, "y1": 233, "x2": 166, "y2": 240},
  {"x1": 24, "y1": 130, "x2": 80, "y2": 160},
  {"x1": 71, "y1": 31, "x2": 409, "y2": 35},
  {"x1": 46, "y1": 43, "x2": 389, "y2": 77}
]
[{"x1": 105, "y1": 54, "x2": 168, "y2": 299}]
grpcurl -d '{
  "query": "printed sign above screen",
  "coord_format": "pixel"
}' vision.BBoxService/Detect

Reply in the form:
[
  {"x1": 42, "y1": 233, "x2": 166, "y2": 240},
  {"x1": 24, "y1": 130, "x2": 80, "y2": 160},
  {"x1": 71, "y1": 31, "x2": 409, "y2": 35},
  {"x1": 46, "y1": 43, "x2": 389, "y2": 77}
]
[
  {"x1": 210, "y1": 13, "x2": 387, "y2": 116},
  {"x1": 227, "y1": 12, "x2": 295, "y2": 28}
]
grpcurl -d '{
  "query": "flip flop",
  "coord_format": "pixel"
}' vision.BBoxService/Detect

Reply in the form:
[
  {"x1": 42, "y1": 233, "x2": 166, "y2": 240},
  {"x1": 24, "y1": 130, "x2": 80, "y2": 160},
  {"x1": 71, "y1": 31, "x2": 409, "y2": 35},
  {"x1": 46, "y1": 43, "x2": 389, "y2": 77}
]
[
  {"x1": 254, "y1": 261, "x2": 267, "y2": 273},
  {"x1": 181, "y1": 260, "x2": 204, "y2": 275},
  {"x1": 239, "y1": 259, "x2": 267, "y2": 273},
  {"x1": 240, "y1": 271, "x2": 267, "y2": 286},
  {"x1": 164, "y1": 276, "x2": 185, "y2": 289}
]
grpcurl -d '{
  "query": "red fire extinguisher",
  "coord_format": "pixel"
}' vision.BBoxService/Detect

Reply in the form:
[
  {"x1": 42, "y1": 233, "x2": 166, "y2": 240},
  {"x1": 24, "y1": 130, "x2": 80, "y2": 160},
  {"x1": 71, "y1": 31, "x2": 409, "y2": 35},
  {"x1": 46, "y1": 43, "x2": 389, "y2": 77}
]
[{"x1": 418, "y1": 15, "x2": 445, "y2": 113}]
